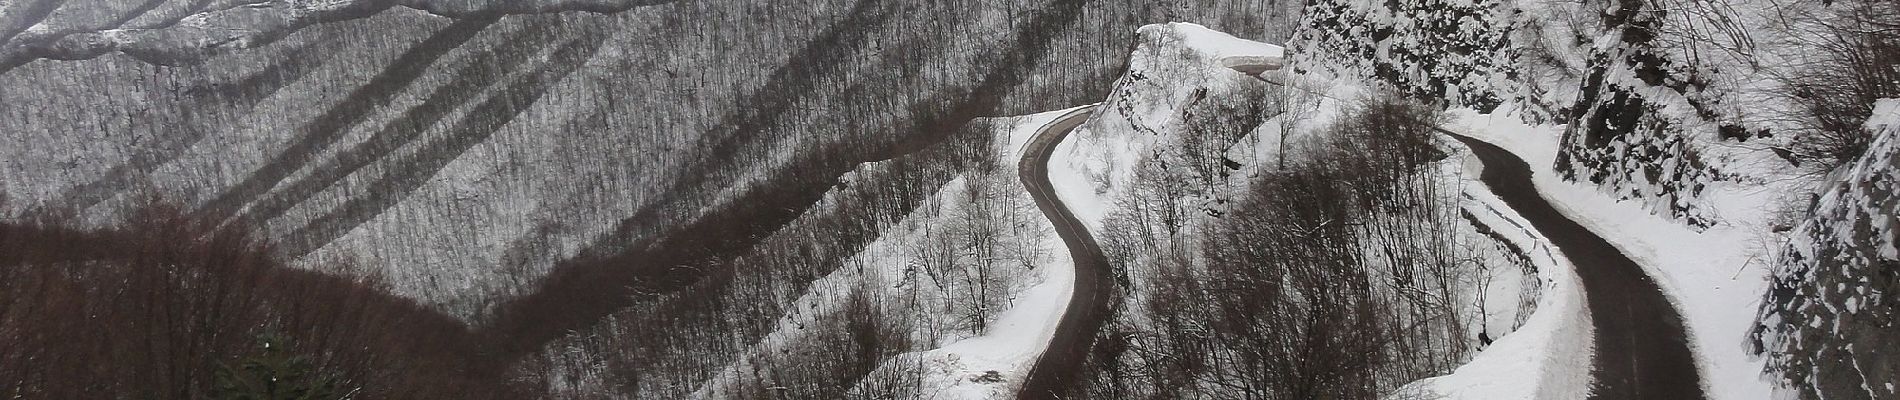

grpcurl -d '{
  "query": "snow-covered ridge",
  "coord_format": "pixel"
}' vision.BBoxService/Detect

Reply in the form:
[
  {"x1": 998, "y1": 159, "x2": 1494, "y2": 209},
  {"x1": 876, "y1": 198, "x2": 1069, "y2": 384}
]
[
  {"x1": 1142, "y1": 22, "x2": 1286, "y2": 74},
  {"x1": 1054, "y1": 22, "x2": 1284, "y2": 230}
]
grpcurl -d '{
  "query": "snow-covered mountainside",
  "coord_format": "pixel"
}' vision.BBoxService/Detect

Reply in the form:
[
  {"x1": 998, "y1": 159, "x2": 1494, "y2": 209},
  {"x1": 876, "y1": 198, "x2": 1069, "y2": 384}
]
[
  {"x1": 3, "y1": 0, "x2": 1894, "y2": 398},
  {"x1": 2, "y1": 2, "x2": 1308, "y2": 398},
  {"x1": 681, "y1": 23, "x2": 1556, "y2": 399},
  {"x1": 0, "y1": 0, "x2": 686, "y2": 73}
]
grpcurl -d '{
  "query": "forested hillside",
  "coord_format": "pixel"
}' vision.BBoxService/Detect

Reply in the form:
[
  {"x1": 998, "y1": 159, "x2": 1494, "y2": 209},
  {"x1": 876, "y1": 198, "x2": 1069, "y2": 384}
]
[
  {"x1": 1, "y1": 1, "x2": 1296, "y2": 397},
  {"x1": 2, "y1": 0, "x2": 1894, "y2": 398}
]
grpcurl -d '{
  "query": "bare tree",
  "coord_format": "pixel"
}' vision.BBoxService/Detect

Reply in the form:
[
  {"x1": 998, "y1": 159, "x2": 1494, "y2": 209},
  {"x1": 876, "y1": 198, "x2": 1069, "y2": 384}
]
[
  {"x1": 1765, "y1": 0, "x2": 1900, "y2": 170},
  {"x1": 1084, "y1": 94, "x2": 1475, "y2": 399}
]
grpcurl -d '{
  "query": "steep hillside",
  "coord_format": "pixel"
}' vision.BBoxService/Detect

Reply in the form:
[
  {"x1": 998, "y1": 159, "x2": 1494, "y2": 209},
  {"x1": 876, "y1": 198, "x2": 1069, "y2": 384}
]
[
  {"x1": 1295, "y1": 0, "x2": 1899, "y2": 397},
  {"x1": 6, "y1": 0, "x2": 1892, "y2": 398},
  {"x1": 1, "y1": 2, "x2": 1303, "y2": 398},
  {"x1": 0, "y1": 1, "x2": 1289, "y2": 318}
]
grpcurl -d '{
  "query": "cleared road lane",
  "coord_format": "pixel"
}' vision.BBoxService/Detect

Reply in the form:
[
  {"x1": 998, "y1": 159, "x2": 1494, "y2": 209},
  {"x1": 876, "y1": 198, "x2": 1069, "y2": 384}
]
[{"x1": 1015, "y1": 105, "x2": 1111, "y2": 400}]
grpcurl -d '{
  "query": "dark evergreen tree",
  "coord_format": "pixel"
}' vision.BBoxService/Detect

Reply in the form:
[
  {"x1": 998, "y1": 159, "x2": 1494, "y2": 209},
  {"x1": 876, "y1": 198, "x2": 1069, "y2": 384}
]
[{"x1": 213, "y1": 333, "x2": 345, "y2": 400}]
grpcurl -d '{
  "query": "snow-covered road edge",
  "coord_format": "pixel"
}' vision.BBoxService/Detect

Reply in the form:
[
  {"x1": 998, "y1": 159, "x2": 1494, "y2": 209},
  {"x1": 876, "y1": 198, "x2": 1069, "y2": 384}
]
[
  {"x1": 1444, "y1": 109, "x2": 1778, "y2": 400},
  {"x1": 915, "y1": 105, "x2": 1096, "y2": 397},
  {"x1": 1396, "y1": 133, "x2": 1595, "y2": 400}
]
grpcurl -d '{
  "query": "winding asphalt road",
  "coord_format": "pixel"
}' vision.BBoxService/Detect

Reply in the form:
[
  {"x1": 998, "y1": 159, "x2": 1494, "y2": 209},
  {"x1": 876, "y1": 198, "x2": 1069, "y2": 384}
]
[
  {"x1": 1233, "y1": 55, "x2": 1706, "y2": 397},
  {"x1": 1015, "y1": 105, "x2": 1112, "y2": 400},
  {"x1": 1444, "y1": 133, "x2": 1707, "y2": 399}
]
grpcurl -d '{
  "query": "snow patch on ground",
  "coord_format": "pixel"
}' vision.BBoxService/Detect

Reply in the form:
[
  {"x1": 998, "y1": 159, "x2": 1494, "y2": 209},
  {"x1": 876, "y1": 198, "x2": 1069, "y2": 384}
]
[
  {"x1": 1870, "y1": 99, "x2": 1900, "y2": 130},
  {"x1": 1155, "y1": 22, "x2": 1285, "y2": 59},
  {"x1": 1148, "y1": 22, "x2": 1286, "y2": 72},
  {"x1": 1046, "y1": 129, "x2": 1129, "y2": 231}
]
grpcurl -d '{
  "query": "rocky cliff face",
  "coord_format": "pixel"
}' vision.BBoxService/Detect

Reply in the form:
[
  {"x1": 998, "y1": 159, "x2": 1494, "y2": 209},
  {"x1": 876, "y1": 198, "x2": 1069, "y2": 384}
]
[
  {"x1": 1291, "y1": 0, "x2": 1519, "y2": 111},
  {"x1": 1553, "y1": 79, "x2": 1722, "y2": 229},
  {"x1": 1550, "y1": 0, "x2": 1732, "y2": 229},
  {"x1": 1753, "y1": 100, "x2": 1900, "y2": 400},
  {"x1": 1057, "y1": 23, "x2": 1542, "y2": 399}
]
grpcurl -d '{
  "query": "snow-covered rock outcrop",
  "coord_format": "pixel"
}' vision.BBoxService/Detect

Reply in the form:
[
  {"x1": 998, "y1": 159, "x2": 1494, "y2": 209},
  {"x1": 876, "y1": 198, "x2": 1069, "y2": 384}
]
[
  {"x1": 1753, "y1": 99, "x2": 1900, "y2": 400},
  {"x1": 1291, "y1": 0, "x2": 1519, "y2": 111},
  {"x1": 1292, "y1": 0, "x2": 1794, "y2": 230},
  {"x1": 1549, "y1": 0, "x2": 1734, "y2": 230}
]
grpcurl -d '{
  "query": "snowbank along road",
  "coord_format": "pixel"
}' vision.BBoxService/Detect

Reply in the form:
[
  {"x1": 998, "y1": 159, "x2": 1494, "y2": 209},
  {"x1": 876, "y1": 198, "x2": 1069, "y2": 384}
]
[
  {"x1": 1015, "y1": 105, "x2": 1110, "y2": 400},
  {"x1": 1445, "y1": 132, "x2": 1707, "y2": 399}
]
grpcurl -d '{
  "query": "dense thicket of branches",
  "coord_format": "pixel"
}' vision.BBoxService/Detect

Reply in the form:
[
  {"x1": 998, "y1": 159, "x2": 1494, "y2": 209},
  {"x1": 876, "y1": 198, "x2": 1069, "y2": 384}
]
[
  {"x1": 1768, "y1": 0, "x2": 1900, "y2": 170},
  {"x1": 504, "y1": 124, "x2": 984, "y2": 397},
  {"x1": 0, "y1": 203, "x2": 509, "y2": 399},
  {"x1": 715, "y1": 285, "x2": 923, "y2": 399},
  {"x1": 1082, "y1": 96, "x2": 1472, "y2": 399}
]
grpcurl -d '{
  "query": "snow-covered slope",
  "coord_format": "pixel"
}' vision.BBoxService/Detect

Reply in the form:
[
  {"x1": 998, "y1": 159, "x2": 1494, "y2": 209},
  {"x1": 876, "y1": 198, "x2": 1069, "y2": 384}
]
[
  {"x1": 1293, "y1": 0, "x2": 1897, "y2": 397},
  {"x1": 2, "y1": 4, "x2": 1310, "y2": 398},
  {"x1": 692, "y1": 23, "x2": 1547, "y2": 400},
  {"x1": 1293, "y1": 0, "x2": 1518, "y2": 110},
  {"x1": 1291, "y1": 0, "x2": 1834, "y2": 230},
  {"x1": 857, "y1": 109, "x2": 1085, "y2": 399},
  {"x1": 14, "y1": 0, "x2": 1890, "y2": 397},
  {"x1": 686, "y1": 108, "x2": 1083, "y2": 400}
]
